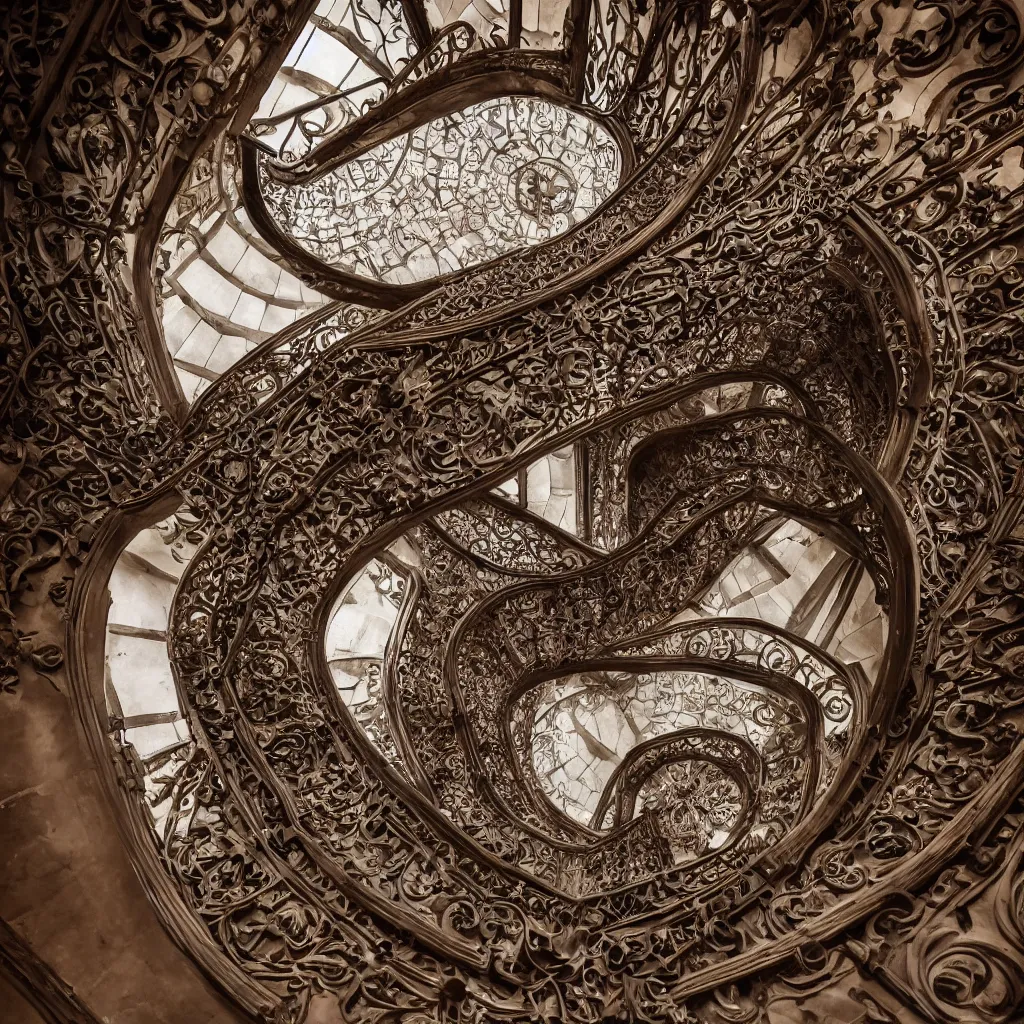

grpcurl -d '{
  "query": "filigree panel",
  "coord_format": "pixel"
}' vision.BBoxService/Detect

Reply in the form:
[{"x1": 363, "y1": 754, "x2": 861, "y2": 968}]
[
  {"x1": 256, "y1": 95, "x2": 621, "y2": 283},
  {"x1": 4, "y1": 1, "x2": 1024, "y2": 1023}
]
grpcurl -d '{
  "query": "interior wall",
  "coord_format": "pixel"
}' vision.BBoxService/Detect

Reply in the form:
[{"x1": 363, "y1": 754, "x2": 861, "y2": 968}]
[{"x1": 0, "y1": 616, "x2": 242, "y2": 1023}]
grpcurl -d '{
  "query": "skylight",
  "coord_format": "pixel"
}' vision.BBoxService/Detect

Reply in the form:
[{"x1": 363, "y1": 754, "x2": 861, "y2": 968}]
[{"x1": 258, "y1": 96, "x2": 621, "y2": 283}]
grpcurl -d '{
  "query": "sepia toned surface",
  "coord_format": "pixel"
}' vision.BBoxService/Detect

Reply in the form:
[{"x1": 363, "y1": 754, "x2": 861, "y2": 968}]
[{"x1": 2, "y1": 0, "x2": 1024, "y2": 1022}]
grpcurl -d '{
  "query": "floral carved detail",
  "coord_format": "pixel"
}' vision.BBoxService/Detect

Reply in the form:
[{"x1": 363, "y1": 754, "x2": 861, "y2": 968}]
[{"x1": 4, "y1": 1, "x2": 1024, "y2": 1023}]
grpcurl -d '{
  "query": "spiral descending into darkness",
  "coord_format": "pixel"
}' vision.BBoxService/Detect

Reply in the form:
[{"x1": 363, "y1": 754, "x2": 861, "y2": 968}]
[{"x1": 3, "y1": 1, "x2": 1024, "y2": 1022}]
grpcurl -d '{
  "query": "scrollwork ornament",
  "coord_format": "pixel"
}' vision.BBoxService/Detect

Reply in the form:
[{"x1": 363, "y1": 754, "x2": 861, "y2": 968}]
[{"x1": 5, "y1": 0, "x2": 1024, "y2": 1022}]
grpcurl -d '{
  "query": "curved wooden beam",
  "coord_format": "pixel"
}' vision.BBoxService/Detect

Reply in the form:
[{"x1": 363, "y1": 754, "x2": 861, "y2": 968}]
[
  {"x1": 258, "y1": 53, "x2": 577, "y2": 185},
  {"x1": 592, "y1": 725, "x2": 762, "y2": 830},
  {"x1": 238, "y1": 62, "x2": 637, "y2": 307},
  {"x1": 239, "y1": 139, "x2": 432, "y2": 309}
]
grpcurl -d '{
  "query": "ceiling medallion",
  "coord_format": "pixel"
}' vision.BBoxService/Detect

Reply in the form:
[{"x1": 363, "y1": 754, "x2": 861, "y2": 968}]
[{"x1": 513, "y1": 157, "x2": 580, "y2": 225}]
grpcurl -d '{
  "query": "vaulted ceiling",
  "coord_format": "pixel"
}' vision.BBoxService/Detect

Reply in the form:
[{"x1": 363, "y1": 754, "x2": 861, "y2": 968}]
[{"x1": 2, "y1": 2, "x2": 1024, "y2": 1023}]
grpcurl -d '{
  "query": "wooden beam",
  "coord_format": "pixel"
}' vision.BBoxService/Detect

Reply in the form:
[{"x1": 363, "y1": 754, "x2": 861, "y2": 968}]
[
  {"x1": 310, "y1": 14, "x2": 396, "y2": 79},
  {"x1": 260, "y1": 53, "x2": 571, "y2": 184},
  {"x1": 400, "y1": 0, "x2": 434, "y2": 49},
  {"x1": 508, "y1": 0, "x2": 523, "y2": 47},
  {"x1": 567, "y1": 0, "x2": 592, "y2": 99},
  {"x1": 107, "y1": 624, "x2": 169, "y2": 643},
  {"x1": 0, "y1": 917, "x2": 104, "y2": 1024}
]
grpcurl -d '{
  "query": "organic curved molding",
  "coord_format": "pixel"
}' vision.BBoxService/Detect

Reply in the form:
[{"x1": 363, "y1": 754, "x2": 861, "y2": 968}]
[{"x1": 4, "y1": 1, "x2": 1024, "y2": 1022}]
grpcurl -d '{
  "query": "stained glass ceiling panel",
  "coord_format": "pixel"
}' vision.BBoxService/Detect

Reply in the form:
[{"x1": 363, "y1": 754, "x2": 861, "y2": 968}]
[
  {"x1": 258, "y1": 95, "x2": 621, "y2": 283},
  {"x1": 424, "y1": 0, "x2": 512, "y2": 46},
  {"x1": 421, "y1": 0, "x2": 571, "y2": 49},
  {"x1": 526, "y1": 669, "x2": 795, "y2": 834},
  {"x1": 521, "y1": 0, "x2": 572, "y2": 48},
  {"x1": 248, "y1": 0, "x2": 417, "y2": 161}
]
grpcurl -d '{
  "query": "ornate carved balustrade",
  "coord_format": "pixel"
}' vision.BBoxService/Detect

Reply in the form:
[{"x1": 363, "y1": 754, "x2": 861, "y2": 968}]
[{"x1": 2, "y1": 1, "x2": 1024, "y2": 1022}]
